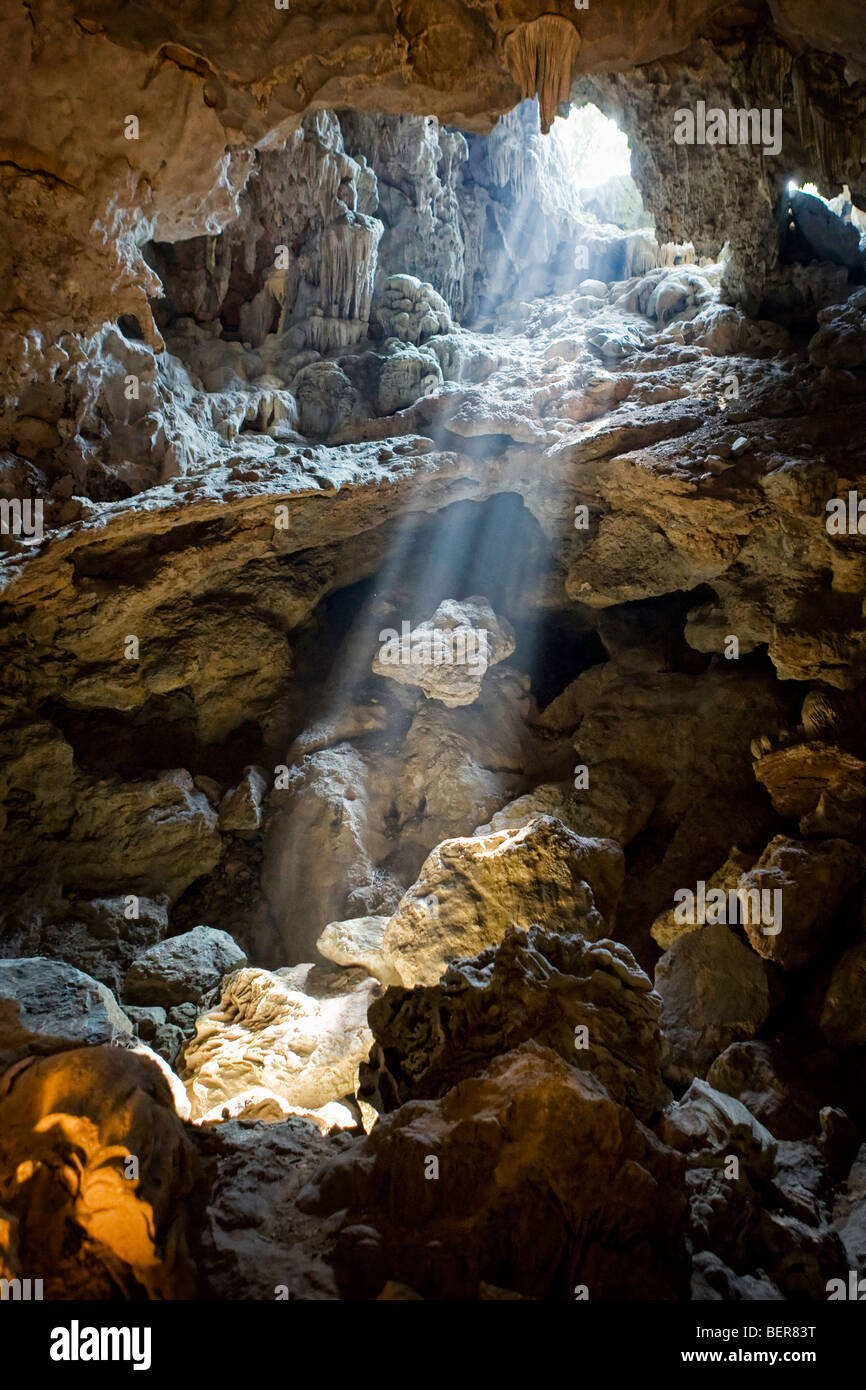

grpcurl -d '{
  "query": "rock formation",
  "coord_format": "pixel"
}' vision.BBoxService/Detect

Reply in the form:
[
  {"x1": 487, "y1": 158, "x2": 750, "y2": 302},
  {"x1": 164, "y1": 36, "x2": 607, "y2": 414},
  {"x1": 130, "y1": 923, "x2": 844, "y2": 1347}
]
[{"x1": 4, "y1": 0, "x2": 866, "y2": 1313}]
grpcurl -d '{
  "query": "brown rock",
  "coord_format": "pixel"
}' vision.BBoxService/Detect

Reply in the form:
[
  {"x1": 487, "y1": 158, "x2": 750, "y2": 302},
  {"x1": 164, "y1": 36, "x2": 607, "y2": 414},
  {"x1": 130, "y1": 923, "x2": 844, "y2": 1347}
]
[
  {"x1": 0, "y1": 1046, "x2": 199, "y2": 1299},
  {"x1": 300, "y1": 1042, "x2": 689, "y2": 1301}
]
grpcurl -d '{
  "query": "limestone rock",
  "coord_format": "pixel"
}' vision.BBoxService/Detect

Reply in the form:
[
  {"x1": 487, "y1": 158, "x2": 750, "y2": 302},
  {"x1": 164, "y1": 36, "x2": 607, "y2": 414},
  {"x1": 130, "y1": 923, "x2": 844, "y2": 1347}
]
[
  {"x1": 654, "y1": 923, "x2": 771, "y2": 1087},
  {"x1": 262, "y1": 743, "x2": 401, "y2": 963},
  {"x1": 361, "y1": 924, "x2": 666, "y2": 1121},
  {"x1": 650, "y1": 848, "x2": 755, "y2": 951},
  {"x1": 790, "y1": 190, "x2": 865, "y2": 269},
  {"x1": 809, "y1": 287, "x2": 866, "y2": 367},
  {"x1": 0, "y1": 958, "x2": 133, "y2": 1063},
  {"x1": 371, "y1": 275, "x2": 452, "y2": 344},
  {"x1": 659, "y1": 1078, "x2": 777, "y2": 1174},
  {"x1": 754, "y1": 740, "x2": 866, "y2": 835},
  {"x1": 372, "y1": 596, "x2": 515, "y2": 707},
  {"x1": 380, "y1": 815, "x2": 622, "y2": 987},
  {"x1": 706, "y1": 1041, "x2": 830, "y2": 1141},
  {"x1": 298, "y1": 1042, "x2": 690, "y2": 1301},
  {"x1": 182, "y1": 963, "x2": 380, "y2": 1121},
  {"x1": 0, "y1": 1045, "x2": 199, "y2": 1298},
  {"x1": 473, "y1": 782, "x2": 582, "y2": 837},
  {"x1": 316, "y1": 915, "x2": 397, "y2": 986},
  {"x1": 190, "y1": 1117, "x2": 342, "y2": 1301},
  {"x1": 124, "y1": 925, "x2": 247, "y2": 1007},
  {"x1": 738, "y1": 835, "x2": 866, "y2": 970},
  {"x1": 218, "y1": 765, "x2": 269, "y2": 832},
  {"x1": 821, "y1": 940, "x2": 866, "y2": 1048},
  {"x1": 0, "y1": 894, "x2": 170, "y2": 998},
  {"x1": 833, "y1": 1143, "x2": 866, "y2": 1276}
]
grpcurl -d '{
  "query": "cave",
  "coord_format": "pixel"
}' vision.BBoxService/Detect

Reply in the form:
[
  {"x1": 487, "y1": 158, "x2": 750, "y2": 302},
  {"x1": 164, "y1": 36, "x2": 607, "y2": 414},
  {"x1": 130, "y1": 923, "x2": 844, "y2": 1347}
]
[{"x1": 4, "y1": 2, "x2": 866, "y2": 1341}]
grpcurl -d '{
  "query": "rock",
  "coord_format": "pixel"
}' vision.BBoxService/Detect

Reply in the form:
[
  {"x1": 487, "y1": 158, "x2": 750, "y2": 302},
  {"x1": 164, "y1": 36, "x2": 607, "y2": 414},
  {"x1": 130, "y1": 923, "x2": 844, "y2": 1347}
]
[
  {"x1": 298, "y1": 1042, "x2": 690, "y2": 1301},
  {"x1": 167, "y1": 1002, "x2": 199, "y2": 1036},
  {"x1": 361, "y1": 924, "x2": 667, "y2": 1121},
  {"x1": 737, "y1": 835, "x2": 865, "y2": 970},
  {"x1": 790, "y1": 190, "x2": 864, "y2": 269},
  {"x1": 380, "y1": 815, "x2": 622, "y2": 987},
  {"x1": 809, "y1": 287, "x2": 866, "y2": 368},
  {"x1": 0, "y1": 958, "x2": 133, "y2": 1062},
  {"x1": 190, "y1": 1117, "x2": 342, "y2": 1300},
  {"x1": 473, "y1": 781, "x2": 583, "y2": 837},
  {"x1": 650, "y1": 848, "x2": 755, "y2": 951},
  {"x1": 706, "y1": 1041, "x2": 829, "y2": 1140},
  {"x1": 654, "y1": 923, "x2": 771, "y2": 1087},
  {"x1": 372, "y1": 596, "x2": 515, "y2": 707},
  {"x1": 820, "y1": 940, "x2": 866, "y2": 1048},
  {"x1": 0, "y1": 894, "x2": 170, "y2": 998},
  {"x1": 658, "y1": 1078, "x2": 845, "y2": 1299},
  {"x1": 125, "y1": 1004, "x2": 167, "y2": 1043},
  {"x1": 64, "y1": 770, "x2": 222, "y2": 905},
  {"x1": 833, "y1": 1143, "x2": 866, "y2": 1275},
  {"x1": 754, "y1": 740, "x2": 866, "y2": 835},
  {"x1": 691, "y1": 1250, "x2": 784, "y2": 1301},
  {"x1": 218, "y1": 765, "x2": 269, "y2": 832},
  {"x1": 262, "y1": 743, "x2": 402, "y2": 963},
  {"x1": 316, "y1": 915, "x2": 397, "y2": 985},
  {"x1": 659, "y1": 1078, "x2": 778, "y2": 1175},
  {"x1": 181, "y1": 963, "x2": 380, "y2": 1121},
  {"x1": 0, "y1": 1045, "x2": 199, "y2": 1298},
  {"x1": 124, "y1": 926, "x2": 248, "y2": 1007}
]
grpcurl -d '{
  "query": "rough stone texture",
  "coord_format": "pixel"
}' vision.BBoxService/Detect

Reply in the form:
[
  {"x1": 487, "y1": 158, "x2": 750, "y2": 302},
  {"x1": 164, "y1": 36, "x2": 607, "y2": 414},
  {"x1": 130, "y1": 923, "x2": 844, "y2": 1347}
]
[
  {"x1": 361, "y1": 924, "x2": 666, "y2": 1122},
  {"x1": 706, "y1": 1041, "x2": 831, "y2": 1142},
  {"x1": 372, "y1": 596, "x2": 515, "y2": 707},
  {"x1": 124, "y1": 925, "x2": 247, "y2": 1007},
  {"x1": 299, "y1": 1043, "x2": 690, "y2": 1301},
  {"x1": 0, "y1": 894, "x2": 169, "y2": 998},
  {"x1": 833, "y1": 1143, "x2": 866, "y2": 1277},
  {"x1": 820, "y1": 940, "x2": 866, "y2": 1049},
  {"x1": 182, "y1": 963, "x2": 380, "y2": 1121},
  {"x1": 650, "y1": 848, "x2": 755, "y2": 951},
  {"x1": 738, "y1": 834, "x2": 866, "y2": 970},
  {"x1": 191, "y1": 1116, "x2": 344, "y2": 1300},
  {"x1": 655, "y1": 923, "x2": 772, "y2": 1087},
  {"x1": 380, "y1": 815, "x2": 621, "y2": 987},
  {"x1": 218, "y1": 765, "x2": 269, "y2": 833},
  {"x1": 657, "y1": 1077, "x2": 846, "y2": 1300},
  {"x1": 316, "y1": 915, "x2": 396, "y2": 986},
  {"x1": 0, "y1": 958, "x2": 132, "y2": 1063},
  {"x1": 0, "y1": 1045, "x2": 199, "y2": 1298},
  {"x1": 6, "y1": 0, "x2": 866, "y2": 1307}
]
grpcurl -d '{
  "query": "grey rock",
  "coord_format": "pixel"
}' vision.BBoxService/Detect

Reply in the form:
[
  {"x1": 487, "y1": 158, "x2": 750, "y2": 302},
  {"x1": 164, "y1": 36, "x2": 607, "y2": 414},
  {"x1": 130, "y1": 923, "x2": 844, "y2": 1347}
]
[
  {"x1": 0, "y1": 957, "x2": 133, "y2": 1060},
  {"x1": 124, "y1": 926, "x2": 247, "y2": 1007}
]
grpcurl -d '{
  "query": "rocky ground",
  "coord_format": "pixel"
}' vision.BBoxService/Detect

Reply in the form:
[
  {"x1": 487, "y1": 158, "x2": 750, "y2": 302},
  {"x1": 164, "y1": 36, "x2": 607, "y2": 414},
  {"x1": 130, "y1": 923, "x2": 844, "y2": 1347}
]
[{"x1": 5, "y1": 28, "x2": 866, "y2": 1299}]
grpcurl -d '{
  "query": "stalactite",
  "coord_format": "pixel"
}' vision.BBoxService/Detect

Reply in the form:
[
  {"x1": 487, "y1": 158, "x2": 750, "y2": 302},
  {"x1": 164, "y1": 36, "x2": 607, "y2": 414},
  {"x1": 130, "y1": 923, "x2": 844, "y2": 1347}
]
[{"x1": 503, "y1": 15, "x2": 581, "y2": 135}]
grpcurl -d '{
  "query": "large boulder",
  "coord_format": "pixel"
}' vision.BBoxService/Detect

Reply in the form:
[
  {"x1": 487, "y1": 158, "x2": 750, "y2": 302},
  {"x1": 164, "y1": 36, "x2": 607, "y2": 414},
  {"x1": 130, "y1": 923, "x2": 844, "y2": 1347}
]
[
  {"x1": 298, "y1": 1042, "x2": 690, "y2": 1301},
  {"x1": 0, "y1": 1045, "x2": 199, "y2": 1298},
  {"x1": 654, "y1": 923, "x2": 771, "y2": 1086},
  {"x1": 790, "y1": 190, "x2": 864, "y2": 269},
  {"x1": 361, "y1": 924, "x2": 667, "y2": 1121},
  {"x1": 0, "y1": 958, "x2": 133, "y2": 1063},
  {"x1": 380, "y1": 815, "x2": 623, "y2": 987},
  {"x1": 372, "y1": 596, "x2": 515, "y2": 707},
  {"x1": 182, "y1": 962, "x2": 380, "y2": 1121},
  {"x1": 738, "y1": 835, "x2": 865, "y2": 970},
  {"x1": 124, "y1": 926, "x2": 247, "y2": 1007}
]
